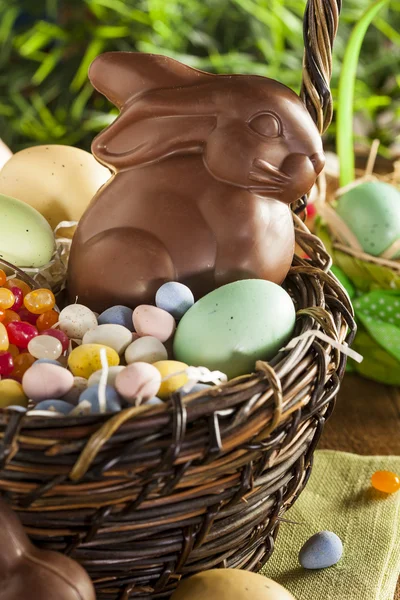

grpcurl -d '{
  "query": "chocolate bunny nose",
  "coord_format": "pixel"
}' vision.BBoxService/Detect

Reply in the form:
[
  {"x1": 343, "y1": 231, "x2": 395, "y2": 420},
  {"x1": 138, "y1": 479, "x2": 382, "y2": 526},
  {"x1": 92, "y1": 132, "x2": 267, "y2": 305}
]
[{"x1": 310, "y1": 152, "x2": 325, "y2": 175}]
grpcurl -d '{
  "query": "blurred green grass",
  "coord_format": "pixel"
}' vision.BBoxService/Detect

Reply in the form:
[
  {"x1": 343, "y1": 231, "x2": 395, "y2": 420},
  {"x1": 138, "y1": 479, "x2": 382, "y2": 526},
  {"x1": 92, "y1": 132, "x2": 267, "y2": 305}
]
[{"x1": 0, "y1": 0, "x2": 399, "y2": 155}]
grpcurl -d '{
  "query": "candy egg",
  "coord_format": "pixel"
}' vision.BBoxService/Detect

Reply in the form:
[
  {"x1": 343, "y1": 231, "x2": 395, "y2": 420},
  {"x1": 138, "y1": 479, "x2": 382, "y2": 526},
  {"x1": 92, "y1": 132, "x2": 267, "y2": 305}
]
[
  {"x1": 155, "y1": 282, "x2": 194, "y2": 319},
  {"x1": 0, "y1": 193, "x2": 55, "y2": 267},
  {"x1": 0, "y1": 379, "x2": 28, "y2": 408},
  {"x1": 34, "y1": 400, "x2": 74, "y2": 415},
  {"x1": 125, "y1": 336, "x2": 168, "y2": 365},
  {"x1": 6, "y1": 321, "x2": 38, "y2": 349},
  {"x1": 371, "y1": 470, "x2": 400, "y2": 494},
  {"x1": 145, "y1": 397, "x2": 164, "y2": 406},
  {"x1": 0, "y1": 323, "x2": 8, "y2": 351},
  {"x1": 174, "y1": 280, "x2": 296, "y2": 379},
  {"x1": 35, "y1": 359, "x2": 61, "y2": 366},
  {"x1": 82, "y1": 324, "x2": 132, "y2": 355},
  {"x1": 115, "y1": 363, "x2": 161, "y2": 404},
  {"x1": 153, "y1": 360, "x2": 189, "y2": 399},
  {"x1": 58, "y1": 304, "x2": 98, "y2": 339},
  {"x1": 0, "y1": 351, "x2": 14, "y2": 376},
  {"x1": 97, "y1": 305, "x2": 134, "y2": 331},
  {"x1": 299, "y1": 531, "x2": 343, "y2": 569},
  {"x1": 78, "y1": 384, "x2": 122, "y2": 413},
  {"x1": 336, "y1": 181, "x2": 400, "y2": 258},
  {"x1": 23, "y1": 288, "x2": 56, "y2": 315},
  {"x1": 28, "y1": 335, "x2": 63, "y2": 360},
  {"x1": 62, "y1": 377, "x2": 88, "y2": 405},
  {"x1": 87, "y1": 366, "x2": 125, "y2": 388},
  {"x1": 68, "y1": 344, "x2": 120, "y2": 379},
  {"x1": 22, "y1": 363, "x2": 74, "y2": 402},
  {"x1": 133, "y1": 305, "x2": 176, "y2": 342}
]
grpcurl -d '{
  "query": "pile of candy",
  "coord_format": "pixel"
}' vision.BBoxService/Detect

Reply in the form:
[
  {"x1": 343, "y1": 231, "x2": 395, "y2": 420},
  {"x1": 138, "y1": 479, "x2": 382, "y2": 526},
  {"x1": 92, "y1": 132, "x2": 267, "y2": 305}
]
[{"x1": 0, "y1": 273, "x2": 209, "y2": 416}]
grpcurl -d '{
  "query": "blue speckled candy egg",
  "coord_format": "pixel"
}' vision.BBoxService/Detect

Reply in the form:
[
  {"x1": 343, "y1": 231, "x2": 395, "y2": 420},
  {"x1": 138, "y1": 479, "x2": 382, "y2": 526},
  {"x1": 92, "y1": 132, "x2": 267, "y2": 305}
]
[
  {"x1": 156, "y1": 282, "x2": 194, "y2": 319},
  {"x1": 299, "y1": 531, "x2": 343, "y2": 569},
  {"x1": 98, "y1": 305, "x2": 134, "y2": 331},
  {"x1": 174, "y1": 280, "x2": 296, "y2": 379},
  {"x1": 78, "y1": 384, "x2": 122, "y2": 413},
  {"x1": 35, "y1": 358, "x2": 61, "y2": 366},
  {"x1": 336, "y1": 181, "x2": 400, "y2": 258},
  {"x1": 34, "y1": 400, "x2": 74, "y2": 415}
]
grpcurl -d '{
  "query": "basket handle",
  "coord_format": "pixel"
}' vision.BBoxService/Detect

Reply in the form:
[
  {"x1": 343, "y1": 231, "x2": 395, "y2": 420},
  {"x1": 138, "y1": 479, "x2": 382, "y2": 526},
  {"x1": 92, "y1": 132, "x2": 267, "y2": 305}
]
[{"x1": 301, "y1": 0, "x2": 342, "y2": 134}]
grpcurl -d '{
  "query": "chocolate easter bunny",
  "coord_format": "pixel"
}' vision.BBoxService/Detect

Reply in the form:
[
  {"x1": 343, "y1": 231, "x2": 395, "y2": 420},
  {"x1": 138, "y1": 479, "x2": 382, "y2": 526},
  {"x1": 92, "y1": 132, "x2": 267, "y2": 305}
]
[{"x1": 68, "y1": 52, "x2": 324, "y2": 311}]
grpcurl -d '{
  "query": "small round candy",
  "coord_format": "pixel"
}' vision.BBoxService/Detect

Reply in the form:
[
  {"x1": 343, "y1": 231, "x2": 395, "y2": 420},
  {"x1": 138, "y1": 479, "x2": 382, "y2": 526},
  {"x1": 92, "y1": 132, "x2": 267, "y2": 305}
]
[
  {"x1": 0, "y1": 269, "x2": 6, "y2": 286},
  {"x1": 78, "y1": 384, "x2": 122, "y2": 413},
  {"x1": 115, "y1": 363, "x2": 161, "y2": 404},
  {"x1": 153, "y1": 360, "x2": 189, "y2": 399},
  {"x1": 83, "y1": 324, "x2": 132, "y2": 355},
  {"x1": 7, "y1": 321, "x2": 38, "y2": 349},
  {"x1": 68, "y1": 343, "x2": 120, "y2": 379},
  {"x1": 58, "y1": 304, "x2": 98, "y2": 339},
  {"x1": 133, "y1": 305, "x2": 176, "y2": 342},
  {"x1": 97, "y1": 305, "x2": 134, "y2": 331},
  {"x1": 40, "y1": 328, "x2": 69, "y2": 352},
  {"x1": 10, "y1": 286, "x2": 23, "y2": 311},
  {"x1": 2, "y1": 310, "x2": 21, "y2": 326},
  {"x1": 371, "y1": 470, "x2": 400, "y2": 494},
  {"x1": 28, "y1": 335, "x2": 63, "y2": 360},
  {"x1": 22, "y1": 362, "x2": 74, "y2": 402},
  {"x1": 24, "y1": 288, "x2": 55, "y2": 315},
  {"x1": 125, "y1": 336, "x2": 168, "y2": 365},
  {"x1": 87, "y1": 366, "x2": 126, "y2": 388},
  {"x1": 11, "y1": 352, "x2": 36, "y2": 380},
  {"x1": 62, "y1": 377, "x2": 88, "y2": 405},
  {"x1": 0, "y1": 351, "x2": 14, "y2": 376},
  {"x1": 4, "y1": 278, "x2": 31, "y2": 297},
  {"x1": 156, "y1": 282, "x2": 194, "y2": 319},
  {"x1": 0, "y1": 379, "x2": 28, "y2": 408},
  {"x1": 299, "y1": 531, "x2": 343, "y2": 569},
  {"x1": 34, "y1": 400, "x2": 74, "y2": 415},
  {"x1": 36, "y1": 310, "x2": 59, "y2": 332},
  {"x1": 0, "y1": 323, "x2": 9, "y2": 351},
  {"x1": 0, "y1": 288, "x2": 15, "y2": 310},
  {"x1": 17, "y1": 308, "x2": 39, "y2": 325}
]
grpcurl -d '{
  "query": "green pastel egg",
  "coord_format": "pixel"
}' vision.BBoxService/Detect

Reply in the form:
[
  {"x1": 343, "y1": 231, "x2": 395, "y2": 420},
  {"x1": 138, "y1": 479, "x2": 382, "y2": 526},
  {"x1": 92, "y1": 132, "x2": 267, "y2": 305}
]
[
  {"x1": 173, "y1": 280, "x2": 296, "y2": 379},
  {"x1": 0, "y1": 193, "x2": 55, "y2": 267},
  {"x1": 336, "y1": 182, "x2": 400, "y2": 259}
]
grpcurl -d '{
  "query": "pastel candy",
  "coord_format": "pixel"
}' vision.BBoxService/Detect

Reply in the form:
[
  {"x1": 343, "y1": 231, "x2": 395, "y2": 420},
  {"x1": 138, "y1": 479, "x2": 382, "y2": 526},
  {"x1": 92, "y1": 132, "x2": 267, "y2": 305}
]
[
  {"x1": 82, "y1": 324, "x2": 132, "y2": 354},
  {"x1": 87, "y1": 366, "x2": 126, "y2": 387},
  {"x1": 28, "y1": 335, "x2": 63, "y2": 360},
  {"x1": 133, "y1": 305, "x2": 176, "y2": 342},
  {"x1": 97, "y1": 305, "x2": 134, "y2": 331},
  {"x1": 115, "y1": 362, "x2": 161, "y2": 404},
  {"x1": 35, "y1": 359, "x2": 61, "y2": 366},
  {"x1": 125, "y1": 336, "x2": 168, "y2": 365},
  {"x1": 0, "y1": 379, "x2": 28, "y2": 408},
  {"x1": 145, "y1": 397, "x2": 164, "y2": 406},
  {"x1": 299, "y1": 531, "x2": 343, "y2": 569},
  {"x1": 34, "y1": 400, "x2": 74, "y2": 415},
  {"x1": 155, "y1": 282, "x2": 194, "y2": 319},
  {"x1": 58, "y1": 304, "x2": 98, "y2": 339},
  {"x1": 153, "y1": 360, "x2": 189, "y2": 399},
  {"x1": 22, "y1": 363, "x2": 74, "y2": 402},
  {"x1": 67, "y1": 344, "x2": 120, "y2": 379},
  {"x1": 78, "y1": 384, "x2": 122, "y2": 413},
  {"x1": 62, "y1": 377, "x2": 88, "y2": 405}
]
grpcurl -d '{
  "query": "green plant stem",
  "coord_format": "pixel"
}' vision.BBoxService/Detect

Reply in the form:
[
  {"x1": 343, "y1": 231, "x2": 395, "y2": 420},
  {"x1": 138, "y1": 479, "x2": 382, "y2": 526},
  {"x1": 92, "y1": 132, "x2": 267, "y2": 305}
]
[{"x1": 337, "y1": 0, "x2": 390, "y2": 187}]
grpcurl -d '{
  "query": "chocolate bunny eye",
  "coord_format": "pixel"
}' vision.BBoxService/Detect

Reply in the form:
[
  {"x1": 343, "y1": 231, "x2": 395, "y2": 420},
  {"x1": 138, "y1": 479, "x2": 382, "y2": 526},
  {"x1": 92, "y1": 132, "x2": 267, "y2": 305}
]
[{"x1": 249, "y1": 113, "x2": 281, "y2": 138}]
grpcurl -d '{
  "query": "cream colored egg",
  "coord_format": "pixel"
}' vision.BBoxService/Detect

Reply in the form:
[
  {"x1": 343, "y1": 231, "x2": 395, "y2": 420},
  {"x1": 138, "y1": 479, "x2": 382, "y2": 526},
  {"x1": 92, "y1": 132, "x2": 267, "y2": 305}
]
[{"x1": 0, "y1": 145, "x2": 110, "y2": 236}]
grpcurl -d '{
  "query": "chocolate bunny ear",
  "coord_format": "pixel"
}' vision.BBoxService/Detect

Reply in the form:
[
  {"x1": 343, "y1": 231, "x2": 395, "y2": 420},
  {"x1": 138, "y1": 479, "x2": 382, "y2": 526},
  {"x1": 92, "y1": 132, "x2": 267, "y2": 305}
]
[{"x1": 89, "y1": 52, "x2": 212, "y2": 108}]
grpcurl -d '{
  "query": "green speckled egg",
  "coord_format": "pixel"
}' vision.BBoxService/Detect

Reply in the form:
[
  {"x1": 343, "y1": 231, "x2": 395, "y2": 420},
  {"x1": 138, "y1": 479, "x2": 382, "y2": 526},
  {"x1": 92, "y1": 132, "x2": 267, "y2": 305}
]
[
  {"x1": 173, "y1": 280, "x2": 296, "y2": 379},
  {"x1": 0, "y1": 193, "x2": 55, "y2": 267},
  {"x1": 336, "y1": 182, "x2": 400, "y2": 258}
]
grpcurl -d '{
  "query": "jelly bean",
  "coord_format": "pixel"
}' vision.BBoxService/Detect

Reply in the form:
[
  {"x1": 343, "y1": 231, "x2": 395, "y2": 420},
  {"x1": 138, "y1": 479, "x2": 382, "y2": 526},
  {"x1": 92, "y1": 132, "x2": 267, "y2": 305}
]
[
  {"x1": 17, "y1": 307, "x2": 39, "y2": 325},
  {"x1": 40, "y1": 328, "x2": 69, "y2": 352},
  {"x1": 68, "y1": 344, "x2": 120, "y2": 379},
  {"x1": 98, "y1": 305, "x2": 134, "y2": 331},
  {"x1": 58, "y1": 304, "x2": 97, "y2": 339},
  {"x1": 10, "y1": 286, "x2": 23, "y2": 311},
  {"x1": 7, "y1": 344, "x2": 19, "y2": 358},
  {"x1": 28, "y1": 335, "x2": 63, "y2": 360},
  {"x1": 88, "y1": 366, "x2": 125, "y2": 388},
  {"x1": 125, "y1": 336, "x2": 168, "y2": 365},
  {"x1": 299, "y1": 531, "x2": 343, "y2": 569},
  {"x1": 0, "y1": 379, "x2": 28, "y2": 408},
  {"x1": 79, "y1": 384, "x2": 122, "y2": 413},
  {"x1": 11, "y1": 353, "x2": 36, "y2": 380},
  {"x1": 0, "y1": 270, "x2": 6, "y2": 286},
  {"x1": 4, "y1": 278, "x2": 31, "y2": 297},
  {"x1": 62, "y1": 377, "x2": 88, "y2": 405},
  {"x1": 24, "y1": 288, "x2": 55, "y2": 315},
  {"x1": 7, "y1": 321, "x2": 38, "y2": 349},
  {"x1": 2, "y1": 310, "x2": 21, "y2": 326},
  {"x1": 83, "y1": 324, "x2": 132, "y2": 355},
  {"x1": 153, "y1": 361, "x2": 189, "y2": 399},
  {"x1": 0, "y1": 351, "x2": 14, "y2": 376},
  {"x1": 22, "y1": 363, "x2": 74, "y2": 402},
  {"x1": 115, "y1": 363, "x2": 161, "y2": 404},
  {"x1": 0, "y1": 323, "x2": 9, "y2": 351},
  {"x1": 36, "y1": 310, "x2": 59, "y2": 332},
  {"x1": 156, "y1": 282, "x2": 194, "y2": 319},
  {"x1": 0, "y1": 309, "x2": 5, "y2": 322},
  {"x1": 133, "y1": 305, "x2": 176, "y2": 342},
  {"x1": 371, "y1": 470, "x2": 400, "y2": 494},
  {"x1": 34, "y1": 400, "x2": 74, "y2": 415},
  {"x1": 0, "y1": 288, "x2": 15, "y2": 310}
]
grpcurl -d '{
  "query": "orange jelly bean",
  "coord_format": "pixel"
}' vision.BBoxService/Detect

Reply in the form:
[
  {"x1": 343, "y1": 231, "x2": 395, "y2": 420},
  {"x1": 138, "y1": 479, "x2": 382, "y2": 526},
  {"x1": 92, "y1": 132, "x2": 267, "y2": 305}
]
[
  {"x1": 0, "y1": 288, "x2": 15, "y2": 310},
  {"x1": 36, "y1": 310, "x2": 59, "y2": 332},
  {"x1": 0, "y1": 309, "x2": 5, "y2": 322},
  {"x1": 2, "y1": 310, "x2": 21, "y2": 326},
  {"x1": 371, "y1": 471, "x2": 400, "y2": 494},
  {"x1": 24, "y1": 288, "x2": 56, "y2": 315},
  {"x1": 11, "y1": 353, "x2": 36, "y2": 381},
  {"x1": 0, "y1": 323, "x2": 9, "y2": 351},
  {"x1": 8, "y1": 344, "x2": 19, "y2": 358},
  {"x1": 0, "y1": 270, "x2": 6, "y2": 286},
  {"x1": 4, "y1": 278, "x2": 32, "y2": 297}
]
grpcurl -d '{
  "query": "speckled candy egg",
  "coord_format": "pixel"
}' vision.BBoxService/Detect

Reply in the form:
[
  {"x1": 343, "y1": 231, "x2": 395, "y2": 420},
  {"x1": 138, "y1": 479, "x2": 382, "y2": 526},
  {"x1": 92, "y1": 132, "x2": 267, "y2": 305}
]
[
  {"x1": 155, "y1": 282, "x2": 194, "y2": 319},
  {"x1": 82, "y1": 324, "x2": 132, "y2": 355},
  {"x1": 115, "y1": 362, "x2": 161, "y2": 404},
  {"x1": 97, "y1": 305, "x2": 134, "y2": 331},
  {"x1": 58, "y1": 304, "x2": 98, "y2": 339},
  {"x1": 78, "y1": 384, "x2": 122, "y2": 413},
  {"x1": 299, "y1": 531, "x2": 343, "y2": 569},
  {"x1": 174, "y1": 280, "x2": 296, "y2": 379},
  {"x1": 68, "y1": 344, "x2": 120, "y2": 379},
  {"x1": 133, "y1": 305, "x2": 176, "y2": 342},
  {"x1": 336, "y1": 181, "x2": 400, "y2": 258},
  {"x1": 153, "y1": 360, "x2": 189, "y2": 399},
  {"x1": 22, "y1": 363, "x2": 74, "y2": 402},
  {"x1": 87, "y1": 366, "x2": 125, "y2": 387},
  {"x1": 0, "y1": 379, "x2": 28, "y2": 408},
  {"x1": 34, "y1": 400, "x2": 74, "y2": 415},
  {"x1": 62, "y1": 376, "x2": 88, "y2": 405},
  {"x1": 125, "y1": 336, "x2": 168, "y2": 365},
  {"x1": 0, "y1": 193, "x2": 55, "y2": 267}
]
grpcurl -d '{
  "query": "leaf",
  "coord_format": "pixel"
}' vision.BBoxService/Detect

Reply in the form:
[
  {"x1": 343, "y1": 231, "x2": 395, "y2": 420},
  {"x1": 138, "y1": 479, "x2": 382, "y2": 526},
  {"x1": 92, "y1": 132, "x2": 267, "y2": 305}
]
[
  {"x1": 333, "y1": 249, "x2": 400, "y2": 293},
  {"x1": 351, "y1": 326, "x2": 400, "y2": 386}
]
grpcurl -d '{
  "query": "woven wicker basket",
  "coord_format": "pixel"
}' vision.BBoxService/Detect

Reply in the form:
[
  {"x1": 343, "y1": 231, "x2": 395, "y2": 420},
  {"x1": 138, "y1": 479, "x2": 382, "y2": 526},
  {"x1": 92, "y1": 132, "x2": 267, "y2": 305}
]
[{"x1": 0, "y1": 2, "x2": 355, "y2": 598}]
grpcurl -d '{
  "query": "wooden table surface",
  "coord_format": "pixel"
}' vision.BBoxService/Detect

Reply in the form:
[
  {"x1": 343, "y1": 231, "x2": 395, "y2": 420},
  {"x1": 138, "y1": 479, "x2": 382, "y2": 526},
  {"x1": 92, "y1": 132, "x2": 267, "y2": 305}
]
[{"x1": 319, "y1": 374, "x2": 400, "y2": 599}]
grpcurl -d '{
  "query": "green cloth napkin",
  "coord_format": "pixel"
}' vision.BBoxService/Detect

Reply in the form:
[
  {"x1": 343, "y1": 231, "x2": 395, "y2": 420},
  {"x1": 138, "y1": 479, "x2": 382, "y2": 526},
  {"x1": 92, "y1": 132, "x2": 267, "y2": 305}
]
[{"x1": 261, "y1": 450, "x2": 400, "y2": 600}]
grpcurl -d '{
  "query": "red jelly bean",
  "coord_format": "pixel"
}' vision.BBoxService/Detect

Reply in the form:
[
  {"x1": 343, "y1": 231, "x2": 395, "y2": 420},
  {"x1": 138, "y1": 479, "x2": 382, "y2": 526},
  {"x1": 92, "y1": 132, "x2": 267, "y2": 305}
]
[
  {"x1": 0, "y1": 351, "x2": 14, "y2": 376},
  {"x1": 18, "y1": 308, "x2": 39, "y2": 325},
  {"x1": 6, "y1": 321, "x2": 38, "y2": 349},
  {"x1": 40, "y1": 328, "x2": 69, "y2": 352},
  {"x1": 10, "y1": 286, "x2": 23, "y2": 311}
]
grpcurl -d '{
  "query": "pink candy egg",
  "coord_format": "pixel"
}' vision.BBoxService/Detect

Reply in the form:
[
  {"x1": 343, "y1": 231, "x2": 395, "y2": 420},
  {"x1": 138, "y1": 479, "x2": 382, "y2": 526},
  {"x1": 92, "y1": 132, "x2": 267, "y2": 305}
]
[
  {"x1": 133, "y1": 305, "x2": 176, "y2": 343},
  {"x1": 22, "y1": 362, "x2": 74, "y2": 402},
  {"x1": 115, "y1": 362, "x2": 161, "y2": 404}
]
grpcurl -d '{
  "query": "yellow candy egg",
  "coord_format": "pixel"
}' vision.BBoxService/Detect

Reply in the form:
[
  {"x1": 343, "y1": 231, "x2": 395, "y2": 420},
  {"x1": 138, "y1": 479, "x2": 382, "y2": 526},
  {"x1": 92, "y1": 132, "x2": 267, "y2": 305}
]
[
  {"x1": 68, "y1": 344, "x2": 120, "y2": 379},
  {"x1": 0, "y1": 380, "x2": 28, "y2": 408},
  {"x1": 153, "y1": 360, "x2": 188, "y2": 399}
]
